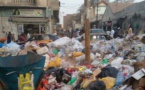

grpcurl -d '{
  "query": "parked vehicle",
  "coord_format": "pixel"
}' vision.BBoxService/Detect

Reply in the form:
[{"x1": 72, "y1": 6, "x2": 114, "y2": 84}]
[
  {"x1": 90, "y1": 33, "x2": 113, "y2": 41},
  {"x1": 90, "y1": 29, "x2": 106, "y2": 34}
]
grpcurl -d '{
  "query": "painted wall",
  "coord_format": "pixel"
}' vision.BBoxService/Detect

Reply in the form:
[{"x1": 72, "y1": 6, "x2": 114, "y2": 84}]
[{"x1": 102, "y1": 6, "x2": 113, "y2": 22}]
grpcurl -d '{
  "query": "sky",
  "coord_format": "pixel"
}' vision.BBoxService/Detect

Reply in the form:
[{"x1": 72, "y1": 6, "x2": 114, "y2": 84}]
[{"x1": 59, "y1": 0, "x2": 144, "y2": 25}]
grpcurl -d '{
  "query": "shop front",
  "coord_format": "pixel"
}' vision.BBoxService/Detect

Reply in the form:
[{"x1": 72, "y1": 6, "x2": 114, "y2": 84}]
[
  {"x1": 11, "y1": 8, "x2": 49, "y2": 35},
  {"x1": 103, "y1": 21, "x2": 112, "y2": 31},
  {"x1": 0, "y1": 7, "x2": 50, "y2": 39},
  {"x1": 11, "y1": 17, "x2": 49, "y2": 35}
]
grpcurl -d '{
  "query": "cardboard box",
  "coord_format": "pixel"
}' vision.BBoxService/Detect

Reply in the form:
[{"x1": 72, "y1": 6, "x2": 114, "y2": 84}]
[
  {"x1": 132, "y1": 69, "x2": 145, "y2": 80},
  {"x1": 139, "y1": 78, "x2": 145, "y2": 87}
]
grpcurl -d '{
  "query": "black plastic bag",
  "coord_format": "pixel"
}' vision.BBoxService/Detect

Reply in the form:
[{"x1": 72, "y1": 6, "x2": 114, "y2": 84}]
[
  {"x1": 87, "y1": 80, "x2": 106, "y2": 90},
  {"x1": 55, "y1": 68, "x2": 71, "y2": 84},
  {"x1": 97, "y1": 66, "x2": 118, "y2": 78}
]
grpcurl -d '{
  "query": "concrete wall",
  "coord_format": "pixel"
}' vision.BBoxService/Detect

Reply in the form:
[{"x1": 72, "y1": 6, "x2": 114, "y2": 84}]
[
  {"x1": 102, "y1": 5, "x2": 113, "y2": 22},
  {"x1": 63, "y1": 14, "x2": 74, "y2": 29},
  {"x1": 114, "y1": 1, "x2": 145, "y2": 18},
  {"x1": 36, "y1": 0, "x2": 48, "y2": 7},
  {"x1": 114, "y1": 1, "x2": 145, "y2": 32},
  {"x1": 0, "y1": 17, "x2": 17, "y2": 39}
]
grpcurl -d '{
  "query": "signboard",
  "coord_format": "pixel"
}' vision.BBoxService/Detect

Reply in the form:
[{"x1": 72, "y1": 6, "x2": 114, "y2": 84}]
[{"x1": 13, "y1": 9, "x2": 44, "y2": 17}]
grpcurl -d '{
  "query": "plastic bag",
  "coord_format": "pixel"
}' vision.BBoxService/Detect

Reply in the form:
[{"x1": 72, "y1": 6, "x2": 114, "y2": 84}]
[
  {"x1": 87, "y1": 80, "x2": 106, "y2": 90},
  {"x1": 72, "y1": 52, "x2": 84, "y2": 58},
  {"x1": 75, "y1": 53, "x2": 95, "y2": 62},
  {"x1": 111, "y1": 57, "x2": 123, "y2": 69},
  {"x1": 52, "y1": 37, "x2": 71, "y2": 48},
  {"x1": 115, "y1": 72, "x2": 124, "y2": 87},
  {"x1": 99, "y1": 77, "x2": 116, "y2": 90},
  {"x1": 47, "y1": 56, "x2": 61, "y2": 68},
  {"x1": 18, "y1": 73, "x2": 34, "y2": 90},
  {"x1": 0, "y1": 43, "x2": 5, "y2": 48},
  {"x1": 36, "y1": 46, "x2": 49, "y2": 55},
  {"x1": 71, "y1": 38, "x2": 84, "y2": 51},
  {"x1": 81, "y1": 75, "x2": 96, "y2": 88},
  {"x1": 121, "y1": 65, "x2": 134, "y2": 78},
  {"x1": 101, "y1": 59, "x2": 109, "y2": 65},
  {"x1": 57, "y1": 85, "x2": 72, "y2": 90},
  {"x1": 91, "y1": 60, "x2": 100, "y2": 66},
  {"x1": 55, "y1": 68, "x2": 71, "y2": 84}
]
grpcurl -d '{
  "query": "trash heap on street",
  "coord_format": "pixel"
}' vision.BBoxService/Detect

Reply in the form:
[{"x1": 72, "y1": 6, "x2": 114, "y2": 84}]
[{"x1": 0, "y1": 35, "x2": 145, "y2": 90}]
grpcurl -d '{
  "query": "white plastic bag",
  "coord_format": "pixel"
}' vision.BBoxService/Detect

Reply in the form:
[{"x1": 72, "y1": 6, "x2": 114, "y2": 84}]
[
  {"x1": 75, "y1": 53, "x2": 95, "y2": 62},
  {"x1": 111, "y1": 57, "x2": 123, "y2": 69},
  {"x1": 36, "y1": 46, "x2": 49, "y2": 55},
  {"x1": 52, "y1": 37, "x2": 71, "y2": 48},
  {"x1": 71, "y1": 38, "x2": 84, "y2": 51}
]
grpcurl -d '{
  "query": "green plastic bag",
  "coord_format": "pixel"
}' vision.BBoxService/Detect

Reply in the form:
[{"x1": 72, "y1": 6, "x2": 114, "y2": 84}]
[
  {"x1": 68, "y1": 77, "x2": 77, "y2": 85},
  {"x1": 53, "y1": 49, "x2": 59, "y2": 55},
  {"x1": 101, "y1": 59, "x2": 108, "y2": 64}
]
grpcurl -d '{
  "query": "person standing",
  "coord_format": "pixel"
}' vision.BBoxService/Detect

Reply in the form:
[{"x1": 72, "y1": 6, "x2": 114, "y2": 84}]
[
  {"x1": 126, "y1": 27, "x2": 133, "y2": 39},
  {"x1": 7, "y1": 32, "x2": 12, "y2": 44},
  {"x1": 27, "y1": 32, "x2": 31, "y2": 40},
  {"x1": 111, "y1": 29, "x2": 115, "y2": 38},
  {"x1": 106, "y1": 30, "x2": 111, "y2": 35}
]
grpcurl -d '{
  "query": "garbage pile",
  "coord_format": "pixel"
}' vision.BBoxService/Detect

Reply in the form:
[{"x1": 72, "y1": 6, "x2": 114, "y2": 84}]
[{"x1": 0, "y1": 35, "x2": 145, "y2": 90}]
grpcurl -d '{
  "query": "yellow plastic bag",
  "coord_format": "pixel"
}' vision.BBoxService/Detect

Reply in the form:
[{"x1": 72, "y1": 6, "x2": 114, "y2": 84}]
[
  {"x1": 72, "y1": 52, "x2": 84, "y2": 58},
  {"x1": 38, "y1": 40, "x2": 53, "y2": 44},
  {"x1": 47, "y1": 56, "x2": 61, "y2": 68},
  {"x1": 81, "y1": 74, "x2": 96, "y2": 88},
  {"x1": 99, "y1": 77, "x2": 116, "y2": 90}
]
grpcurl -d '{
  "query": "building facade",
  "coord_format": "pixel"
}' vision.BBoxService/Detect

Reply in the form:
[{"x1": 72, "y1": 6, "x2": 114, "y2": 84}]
[
  {"x1": 90, "y1": 0, "x2": 108, "y2": 28},
  {"x1": 114, "y1": 1, "x2": 145, "y2": 34},
  {"x1": 0, "y1": 0, "x2": 60, "y2": 39},
  {"x1": 102, "y1": 2, "x2": 133, "y2": 31}
]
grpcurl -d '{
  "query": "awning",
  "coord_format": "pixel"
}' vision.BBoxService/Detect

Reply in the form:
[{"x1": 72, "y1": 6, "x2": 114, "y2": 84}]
[{"x1": 11, "y1": 17, "x2": 49, "y2": 23}]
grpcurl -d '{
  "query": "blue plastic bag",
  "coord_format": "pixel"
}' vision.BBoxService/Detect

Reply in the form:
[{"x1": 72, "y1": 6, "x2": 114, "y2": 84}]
[
  {"x1": 115, "y1": 72, "x2": 124, "y2": 86},
  {"x1": 0, "y1": 43, "x2": 5, "y2": 48}
]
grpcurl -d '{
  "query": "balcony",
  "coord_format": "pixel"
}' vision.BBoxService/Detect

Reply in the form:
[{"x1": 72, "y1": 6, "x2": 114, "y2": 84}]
[{"x1": 6, "y1": 0, "x2": 36, "y2": 6}]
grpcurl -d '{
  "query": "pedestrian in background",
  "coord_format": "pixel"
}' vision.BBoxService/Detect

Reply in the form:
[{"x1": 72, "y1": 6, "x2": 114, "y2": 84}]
[
  {"x1": 126, "y1": 27, "x2": 133, "y2": 39},
  {"x1": 27, "y1": 31, "x2": 31, "y2": 40},
  {"x1": 7, "y1": 32, "x2": 12, "y2": 44},
  {"x1": 11, "y1": 33, "x2": 15, "y2": 42},
  {"x1": 111, "y1": 29, "x2": 115, "y2": 38},
  {"x1": 106, "y1": 30, "x2": 111, "y2": 35},
  {"x1": 19, "y1": 33, "x2": 26, "y2": 42}
]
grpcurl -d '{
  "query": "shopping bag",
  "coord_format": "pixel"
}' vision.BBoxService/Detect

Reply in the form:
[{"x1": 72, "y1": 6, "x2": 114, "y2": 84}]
[{"x1": 18, "y1": 72, "x2": 34, "y2": 90}]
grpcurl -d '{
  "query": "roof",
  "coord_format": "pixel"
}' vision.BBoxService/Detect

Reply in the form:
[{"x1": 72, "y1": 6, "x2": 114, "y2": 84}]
[
  {"x1": 108, "y1": 2, "x2": 134, "y2": 13},
  {"x1": 96, "y1": 0, "x2": 108, "y2": 6}
]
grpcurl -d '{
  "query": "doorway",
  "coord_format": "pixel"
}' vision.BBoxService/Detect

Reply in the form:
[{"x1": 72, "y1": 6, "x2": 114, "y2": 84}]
[{"x1": 24, "y1": 24, "x2": 39, "y2": 34}]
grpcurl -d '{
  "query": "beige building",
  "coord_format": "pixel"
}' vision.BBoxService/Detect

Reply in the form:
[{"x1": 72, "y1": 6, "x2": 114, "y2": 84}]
[
  {"x1": 63, "y1": 14, "x2": 75, "y2": 30},
  {"x1": 0, "y1": 0, "x2": 60, "y2": 39}
]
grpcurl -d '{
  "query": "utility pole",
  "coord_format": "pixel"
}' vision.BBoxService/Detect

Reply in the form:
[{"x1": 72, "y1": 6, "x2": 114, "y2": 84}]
[
  {"x1": 85, "y1": 0, "x2": 91, "y2": 62},
  {"x1": 97, "y1": 0, "x2": 99, "y2": 28}
]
